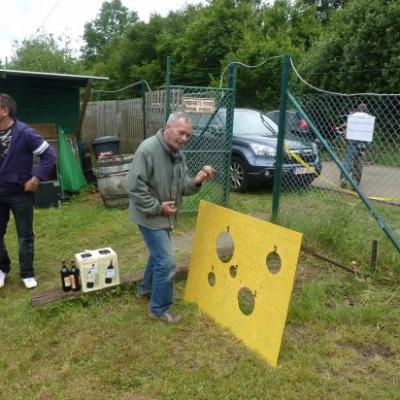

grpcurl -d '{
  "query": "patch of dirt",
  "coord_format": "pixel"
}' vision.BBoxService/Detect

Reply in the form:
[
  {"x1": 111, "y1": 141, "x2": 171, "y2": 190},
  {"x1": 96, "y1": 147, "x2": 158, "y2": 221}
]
[
  {"x1": 249, "y1": 211, "x2": 270, "y2": 220},
  {"x1": 295, "y1": 254, "x2": 325, "y2": 282},
  {"x1": 123, "y1": 396, "x2": 154, "y2": 400},
  {"x1": 172, "y1": 228, "x2": 194, "y2": 254},
  {"x1": 336, "y1": 340, "x2": 396, "y2": 359},
  {"x1": 285, "y1": 323, "x2": 319, "y2": 344}
]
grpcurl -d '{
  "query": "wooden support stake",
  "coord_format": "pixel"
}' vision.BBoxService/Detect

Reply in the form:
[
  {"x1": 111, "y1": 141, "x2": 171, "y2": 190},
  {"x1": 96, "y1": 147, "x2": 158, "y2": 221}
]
[
  {"x1": 301, "y1": 244, "x2": 356, "y2": 274},
  {"x1": 75, "y1": 82, "x2": 92, "y2": 142}
]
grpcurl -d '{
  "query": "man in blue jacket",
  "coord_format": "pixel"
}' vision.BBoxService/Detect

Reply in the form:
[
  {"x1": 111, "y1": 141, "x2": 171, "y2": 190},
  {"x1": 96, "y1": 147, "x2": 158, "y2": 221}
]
[{"x1": 0, "y1": 93, "x2": 57, "y2": 289}]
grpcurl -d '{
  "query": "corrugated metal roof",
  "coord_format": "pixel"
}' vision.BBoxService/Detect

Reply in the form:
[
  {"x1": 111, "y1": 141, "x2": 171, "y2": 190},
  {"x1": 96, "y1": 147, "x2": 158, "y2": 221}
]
[{"x1": 0, "y1": 69, "x2": 108, "y2": 85}]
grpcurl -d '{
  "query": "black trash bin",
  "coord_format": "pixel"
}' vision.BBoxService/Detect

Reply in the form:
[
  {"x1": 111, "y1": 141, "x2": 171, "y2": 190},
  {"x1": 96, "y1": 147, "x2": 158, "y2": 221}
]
[{"x1": 91, "y1": 136, "x2": 120, "y2": 159}]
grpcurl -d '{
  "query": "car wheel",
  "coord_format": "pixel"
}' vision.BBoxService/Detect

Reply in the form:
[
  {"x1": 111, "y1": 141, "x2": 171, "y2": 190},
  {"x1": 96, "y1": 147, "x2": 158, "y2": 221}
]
[{"x1": 230, "y1": 156, "x2": 249, "y2": 192}]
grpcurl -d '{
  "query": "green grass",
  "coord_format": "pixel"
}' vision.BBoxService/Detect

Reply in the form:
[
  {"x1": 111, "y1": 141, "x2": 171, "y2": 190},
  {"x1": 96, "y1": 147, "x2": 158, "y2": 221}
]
[
  {"x1": 229, "y1": 186, "x2": 400, "y2": 272},
  {"x1": 0, "y1": 189, "x2": 399, "y2": 399}
]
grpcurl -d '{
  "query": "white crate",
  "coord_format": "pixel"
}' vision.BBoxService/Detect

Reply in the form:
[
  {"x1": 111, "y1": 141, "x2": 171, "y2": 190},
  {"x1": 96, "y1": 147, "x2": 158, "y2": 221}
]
[
  {"x1": 94, "y1": 247, "x2": 120, "y2": 288},
  {"x1": 74, "y1": 250, "x2": 101, "y2": 293},
  {"x1": 74, "y1": 247, "x2": 120, "y2": 292}
]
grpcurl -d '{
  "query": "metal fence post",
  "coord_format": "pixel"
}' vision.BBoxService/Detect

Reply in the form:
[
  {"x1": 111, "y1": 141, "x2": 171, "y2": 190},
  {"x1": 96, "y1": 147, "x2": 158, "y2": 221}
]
[
  {"x1": 141, "y1": 80, "x2": 147, "y2": 140},
  {"x1": 272, "y1": 54, "x2": 290, "y2": 223},
  {"x1": 165, "y1": 56, "x2": 171, "y2": 123},
  {"x1": 224, "y1": 62, "x2": 237, "y2": 205},
  {"x1": 288, "y1": 91, "x2": 400, "y2": 258}
]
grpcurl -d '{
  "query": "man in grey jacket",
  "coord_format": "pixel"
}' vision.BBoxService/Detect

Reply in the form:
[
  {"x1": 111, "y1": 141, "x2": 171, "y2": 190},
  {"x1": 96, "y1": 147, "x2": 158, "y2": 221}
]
[{"x1": 127, "y1": 111, "x2": 214, "y2": 323}]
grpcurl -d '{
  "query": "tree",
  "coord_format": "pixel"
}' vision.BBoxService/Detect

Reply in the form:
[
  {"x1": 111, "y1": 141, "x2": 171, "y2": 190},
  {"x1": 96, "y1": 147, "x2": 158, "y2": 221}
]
[
  {"x1": 224, "y1": 0, "x2": 321, "y2": 109},
  {"x1": 91, "y1": 0, "x2": 256, "y2": 95},
  {"x1": 298, "y1": 0, "x2": 349, "y2": 22},
  {"x1": 177, "y1": 0, "x2": 253, "y2": 82},
  {"x1": 300, "y1": 0, "x2": 400, "y2": 93},
  {"x1": 92, "y1": 7, "x2": 202, "y2": 96},
  {"x1": 82, "y1": 0, "x2": 138, "y2": 64},
  {"x1": 8, "y1": 33, "x2": 83, "y2": 73}
]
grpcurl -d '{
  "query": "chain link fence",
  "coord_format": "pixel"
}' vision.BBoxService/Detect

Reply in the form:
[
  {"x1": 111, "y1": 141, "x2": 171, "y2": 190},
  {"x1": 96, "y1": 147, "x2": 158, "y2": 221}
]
[
  {"x1": 274, "y1": 92, "x2": 400, "y2": 272},
  {"x1": 81, "y1": 84, "x2": 235, "y2": 213},
  {"x1": 168, "y1": 86, "x2": 235, "y2": 212}
]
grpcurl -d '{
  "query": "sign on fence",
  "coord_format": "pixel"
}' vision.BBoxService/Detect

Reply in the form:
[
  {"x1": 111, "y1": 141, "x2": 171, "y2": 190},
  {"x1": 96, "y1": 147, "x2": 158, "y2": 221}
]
[{"x1": 183, "y1": 97, "x2": 215, "y2": 113}]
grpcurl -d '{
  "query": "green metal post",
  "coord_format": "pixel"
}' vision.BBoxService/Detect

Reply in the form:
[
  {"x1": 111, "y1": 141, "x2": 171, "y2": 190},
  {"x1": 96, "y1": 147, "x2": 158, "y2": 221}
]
[
  {"x1": 165, "y1": 56, "x2": 171, "y2": 123},
  {"x1": 272, "y1": 54, "x2": 290, "y2": 223},
  {"x1": 224, "y1": 62, "x2": 237, "y2": 205},
  {"x1": 141, "y1": 80, "x2": 147, "y2": 140},
  {"x1": 288, "y1": 91, "x2": 400, "y2": 256}
]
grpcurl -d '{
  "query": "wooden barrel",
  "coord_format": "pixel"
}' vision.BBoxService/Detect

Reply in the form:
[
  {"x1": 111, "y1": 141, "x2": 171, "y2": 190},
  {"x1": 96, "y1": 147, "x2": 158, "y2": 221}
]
[{"x1": 97, "y1": 154, "x2": 133, "y2": 209}]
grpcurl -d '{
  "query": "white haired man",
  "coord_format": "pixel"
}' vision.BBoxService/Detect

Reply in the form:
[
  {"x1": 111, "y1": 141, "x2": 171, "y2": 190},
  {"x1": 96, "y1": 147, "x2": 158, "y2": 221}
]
[{"x1": 127, "y1": 112, "x2": 214, "y2": 323}]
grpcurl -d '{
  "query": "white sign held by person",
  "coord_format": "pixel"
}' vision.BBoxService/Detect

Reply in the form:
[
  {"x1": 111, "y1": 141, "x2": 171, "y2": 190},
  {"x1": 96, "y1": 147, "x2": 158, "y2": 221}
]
[{"x1": 346, "y1": 112, "x2": 376, "y2": 142}]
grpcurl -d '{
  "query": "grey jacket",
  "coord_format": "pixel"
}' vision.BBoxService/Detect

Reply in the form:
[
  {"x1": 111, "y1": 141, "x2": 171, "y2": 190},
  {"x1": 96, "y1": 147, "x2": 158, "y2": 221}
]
[{"x1": 127, "y1": 130, "x2": 199, "y2": 229}]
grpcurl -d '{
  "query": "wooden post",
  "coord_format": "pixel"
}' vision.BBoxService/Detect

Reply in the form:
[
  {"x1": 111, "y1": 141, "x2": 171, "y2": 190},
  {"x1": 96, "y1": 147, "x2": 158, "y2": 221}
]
[{"x1": 76, "y1": 81, "x2": 92, "y2": 142}]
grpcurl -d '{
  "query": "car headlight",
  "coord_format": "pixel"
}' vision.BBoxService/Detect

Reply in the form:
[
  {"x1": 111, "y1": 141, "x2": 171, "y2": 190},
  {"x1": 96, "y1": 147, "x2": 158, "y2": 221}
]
[
  {"x1": 250, "y1": 143, "x2": 276, "y2": 156},
  {"x1": 311, "y1": 142, "x2": 319, "y2": 155}
]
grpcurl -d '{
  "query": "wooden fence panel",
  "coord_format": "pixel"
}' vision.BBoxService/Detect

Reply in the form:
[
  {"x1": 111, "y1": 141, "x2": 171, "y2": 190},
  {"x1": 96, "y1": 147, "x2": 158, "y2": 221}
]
[
  {"x1": 82, "y1": 90, "x2": 168, "y2": 154},
  {"x1": 146, "y1": 90, "x2": 165, "y2": 138}
]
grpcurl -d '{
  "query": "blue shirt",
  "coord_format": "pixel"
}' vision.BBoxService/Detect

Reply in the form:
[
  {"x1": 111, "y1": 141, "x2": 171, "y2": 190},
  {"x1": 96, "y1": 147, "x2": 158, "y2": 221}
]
[{"x1": 0, "y1": 120, "x2": 57, "y2": 195}]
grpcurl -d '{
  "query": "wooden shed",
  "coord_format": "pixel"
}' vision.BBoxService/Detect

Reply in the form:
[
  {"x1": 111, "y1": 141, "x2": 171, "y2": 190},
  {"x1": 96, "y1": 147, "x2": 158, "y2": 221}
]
[
  {"x1": 0, "y1": 69, "x2": 108, "y2": 206},
  {"x1": 0, "y1": 69, "x2": 108, "y2": 135}
]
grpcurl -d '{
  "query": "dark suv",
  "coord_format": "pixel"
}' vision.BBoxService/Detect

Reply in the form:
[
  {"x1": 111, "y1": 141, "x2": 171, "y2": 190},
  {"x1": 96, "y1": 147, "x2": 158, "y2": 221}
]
[
  {"x1": 266, "y1": 109, "x2": 342, "y2": 148},
  {"x1": 189, "y1": 108, "x2": 322, "y2": 192},
  {"x1": 266, "y1": 110, "x2": 312, "y2": 139}
]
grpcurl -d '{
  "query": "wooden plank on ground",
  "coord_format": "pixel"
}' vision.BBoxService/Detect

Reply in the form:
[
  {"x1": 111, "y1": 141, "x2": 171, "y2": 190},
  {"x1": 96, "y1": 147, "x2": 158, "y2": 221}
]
[{"x1": 31, "y1": 263, "x2": 189, "y2": 308}]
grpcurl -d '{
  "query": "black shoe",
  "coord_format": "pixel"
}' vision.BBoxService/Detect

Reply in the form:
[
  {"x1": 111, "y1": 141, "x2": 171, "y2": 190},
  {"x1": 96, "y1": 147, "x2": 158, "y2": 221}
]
[{"x1": 149, "y1": 310, "x2": 182, "y2": 324}]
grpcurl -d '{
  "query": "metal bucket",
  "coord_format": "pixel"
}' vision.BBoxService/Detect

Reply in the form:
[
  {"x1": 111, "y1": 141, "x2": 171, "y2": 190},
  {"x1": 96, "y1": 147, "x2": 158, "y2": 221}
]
[{"x1": 97, "y1": 154, "x2": 133, "y2": 209}]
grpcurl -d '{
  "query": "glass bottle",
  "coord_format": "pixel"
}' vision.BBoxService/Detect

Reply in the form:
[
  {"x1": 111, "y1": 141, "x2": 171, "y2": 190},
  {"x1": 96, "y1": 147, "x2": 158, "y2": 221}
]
[
  {"x1": 60, "y1": 259, "x2": 72, "y2": 292},
  {"x1": 105, "y1": 260, "x2": 115, "y2": 284},
  {"x1": 70, "y1": 259, "x2": 81, "y2": 291}
]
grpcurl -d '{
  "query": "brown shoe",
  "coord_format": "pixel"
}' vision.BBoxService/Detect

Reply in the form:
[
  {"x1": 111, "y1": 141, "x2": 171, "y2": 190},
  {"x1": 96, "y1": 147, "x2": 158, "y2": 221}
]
[
  {"x1": 136, "y1": 289, "x2": 151, "y2": 299},
  {"x1": 149, "y1": 310, "x2": 182, "y2": 324}
]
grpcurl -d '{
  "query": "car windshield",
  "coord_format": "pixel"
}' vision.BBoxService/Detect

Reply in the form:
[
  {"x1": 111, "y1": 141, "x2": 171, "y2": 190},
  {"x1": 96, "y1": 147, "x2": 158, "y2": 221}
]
[
  {"x1": 188, "y1": 112, "x2": 223, "y2": 132},
  {"x1": 230, "y1": 109, "x2": 278, "y2": 136},
  {"x1": 189, "y1": 108, "x2": 279, "y2": 136}
]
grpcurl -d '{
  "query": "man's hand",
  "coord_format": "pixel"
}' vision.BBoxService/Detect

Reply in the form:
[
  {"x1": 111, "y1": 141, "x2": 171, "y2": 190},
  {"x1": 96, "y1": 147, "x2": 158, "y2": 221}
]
[
  {"x1": 24, "y1": 176, "x2": 40, "y2": 192},
  {"x1": 336, "y1": 123, "x2": 346, "y2": 136},
  {"x1": 194, "y1": 165, "x2": 215, "y2": 185},
  {"x1": 161, "y1": 201, "x2": 177, "y2": 216}
]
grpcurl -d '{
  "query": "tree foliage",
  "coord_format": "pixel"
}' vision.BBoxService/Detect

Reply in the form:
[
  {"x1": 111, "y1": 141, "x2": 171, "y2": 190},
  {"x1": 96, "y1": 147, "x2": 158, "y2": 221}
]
[
  {"x1": 82, "y1": 0, "x2": 138, "y2": 63},
  {"x1": 225, "y1": 0, "x2": 321, "y2": 108},
  {"x1": 299, "y1": 0, "x2": 349, "y2": 22},
  {"x1": 300, "y1": 0, "x2": 400, "y2": 93},
  {"x1": 8, "y1": 33, "x2": 83, "y2": 74},
  {"x1": 8, "y1": 0, "x2": 399, "y2": 106}
]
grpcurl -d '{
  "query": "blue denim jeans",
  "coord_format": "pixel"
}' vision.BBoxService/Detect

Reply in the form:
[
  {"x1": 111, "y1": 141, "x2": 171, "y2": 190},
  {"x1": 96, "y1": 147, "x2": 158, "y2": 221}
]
[
  {"x1": 342, "y1": 140, "x2": 365, "y2": 185},
  {"x1": 0, "y1": 192, "x2": 35, "y2": 278},
  {"x1": 138, "y1": 226, "x2": 176, "y2": 316},
  {"x1": 343, "y1": 140, "x2": 358, "y2": 174}
]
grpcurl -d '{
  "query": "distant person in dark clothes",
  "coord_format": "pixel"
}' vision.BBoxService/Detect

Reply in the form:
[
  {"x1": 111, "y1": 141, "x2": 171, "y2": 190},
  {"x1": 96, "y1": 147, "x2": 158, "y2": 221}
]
[
  {"x1": 0, "y1": 93, "x2": 57, "y2": 289},
  {"x1": 338, "y1": 103, "x2": 371, "y2": 188}
]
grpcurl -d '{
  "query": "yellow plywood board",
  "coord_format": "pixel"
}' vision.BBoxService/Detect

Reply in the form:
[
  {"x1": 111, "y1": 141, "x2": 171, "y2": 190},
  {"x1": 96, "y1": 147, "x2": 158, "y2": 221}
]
[{"x1": 184, "y1": 201, "x2": 302, "y2": 367}]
